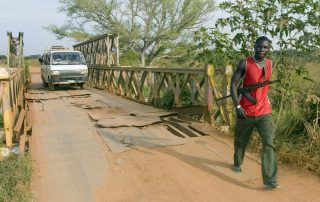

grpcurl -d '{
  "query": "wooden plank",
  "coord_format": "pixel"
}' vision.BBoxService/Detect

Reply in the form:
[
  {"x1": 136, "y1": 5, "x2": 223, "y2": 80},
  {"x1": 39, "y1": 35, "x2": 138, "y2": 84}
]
[
  {"x1": 14, "y1": 108, "x2": 25, "y2": 133},
  {"x1": 169, "y1": 105, "x2": 205, "y2": 115},
  {"x1": 19, "y1": 134, "x2": 26, "y2": 154},
  {"x1": 0, "y1": 85, "x2": 4, "y2": 100},
  {"x1": 97, "y1": 126, "x2": 186, "y2": 153},
  {"x1": 96, "y1": 115, "x2": 162, "y2": 128}
]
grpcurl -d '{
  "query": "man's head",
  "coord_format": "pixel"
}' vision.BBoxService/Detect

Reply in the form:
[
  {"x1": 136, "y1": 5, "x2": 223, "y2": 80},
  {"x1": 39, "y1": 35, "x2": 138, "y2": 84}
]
[{"x1": 254, "y1": 36, "x2": 271, "y2": 61}]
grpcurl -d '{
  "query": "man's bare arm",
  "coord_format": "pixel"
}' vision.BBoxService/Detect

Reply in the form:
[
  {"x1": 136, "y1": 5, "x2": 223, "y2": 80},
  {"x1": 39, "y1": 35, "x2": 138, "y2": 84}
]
[{"x1": 230, "y1": 59, "x2": 246, "y2": 118}]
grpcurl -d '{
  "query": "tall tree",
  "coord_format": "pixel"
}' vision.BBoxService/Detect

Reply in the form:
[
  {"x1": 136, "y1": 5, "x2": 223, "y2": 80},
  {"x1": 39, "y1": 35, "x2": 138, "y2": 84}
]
[{"x1": 48, "y1": 0, "x2": 215, "y2": 66}]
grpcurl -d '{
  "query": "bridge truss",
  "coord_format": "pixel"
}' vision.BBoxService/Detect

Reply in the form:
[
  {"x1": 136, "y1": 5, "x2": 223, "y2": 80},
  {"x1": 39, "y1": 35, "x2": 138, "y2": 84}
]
[{"x1": 74, "y1": 33, "x2": 234, "y2": 128}]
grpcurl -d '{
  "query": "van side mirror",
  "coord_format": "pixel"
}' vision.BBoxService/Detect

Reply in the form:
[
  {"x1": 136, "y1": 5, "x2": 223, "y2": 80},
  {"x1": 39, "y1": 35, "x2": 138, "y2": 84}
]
[{"x1": 39, "y1": 58, "x2": 43, "y2": 64}]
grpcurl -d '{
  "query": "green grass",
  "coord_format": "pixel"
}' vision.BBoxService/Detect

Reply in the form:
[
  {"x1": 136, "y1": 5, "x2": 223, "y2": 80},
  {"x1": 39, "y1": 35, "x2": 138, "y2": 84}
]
[
  {"x1": 0, "y1": 155, "x2": 32, "y2": 202},
  {"x1": 305, "y1": 62, "x2": 320, "y2": 82}
]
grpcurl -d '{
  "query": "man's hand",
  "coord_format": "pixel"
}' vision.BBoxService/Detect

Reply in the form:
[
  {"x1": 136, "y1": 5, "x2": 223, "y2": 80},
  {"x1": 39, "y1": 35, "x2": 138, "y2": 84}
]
[{"x1": 236, "y1": 106, "x2": 247, "y2": 119}]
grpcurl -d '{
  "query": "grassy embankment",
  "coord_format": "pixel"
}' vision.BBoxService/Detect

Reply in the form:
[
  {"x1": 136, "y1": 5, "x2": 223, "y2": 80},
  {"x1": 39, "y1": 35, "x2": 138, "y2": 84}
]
[{"x1": 0, "y1": 156, "x2": 32, "y2": 201}]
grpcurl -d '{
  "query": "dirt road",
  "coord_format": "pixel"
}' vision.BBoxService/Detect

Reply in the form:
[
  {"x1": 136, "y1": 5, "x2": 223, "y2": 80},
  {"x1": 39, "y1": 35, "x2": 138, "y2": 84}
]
[{"x1": 29, "y1": 66, "x2": 320, "y2": 202}]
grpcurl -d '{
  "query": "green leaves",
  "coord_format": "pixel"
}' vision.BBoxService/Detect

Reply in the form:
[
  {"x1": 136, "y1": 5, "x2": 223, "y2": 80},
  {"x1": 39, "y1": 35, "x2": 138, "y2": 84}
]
[
  {"x1": 52, "y1": 0, "x2": 216, "y2": 66},
  {"x1": 192, "y1": 27, "x2": 240, "y2": 67}
]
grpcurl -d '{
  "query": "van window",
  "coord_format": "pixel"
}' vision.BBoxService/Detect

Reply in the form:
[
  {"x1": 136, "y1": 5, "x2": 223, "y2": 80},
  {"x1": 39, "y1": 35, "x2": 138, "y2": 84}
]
[{"x1": 51, "y1": 52, "x2": 86, "y2": 65}]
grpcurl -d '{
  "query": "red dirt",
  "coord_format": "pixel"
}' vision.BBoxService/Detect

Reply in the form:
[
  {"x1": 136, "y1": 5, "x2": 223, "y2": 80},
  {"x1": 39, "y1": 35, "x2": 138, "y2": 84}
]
[{"x1": 28, "y1": 66, "x2": 320, "y2": 202}]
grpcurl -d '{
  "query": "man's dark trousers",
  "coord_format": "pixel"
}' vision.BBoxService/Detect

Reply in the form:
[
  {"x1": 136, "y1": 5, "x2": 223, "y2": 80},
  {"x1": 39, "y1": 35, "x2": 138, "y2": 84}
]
[{"x1": 234, "y1": 114, "x2": 278, "y2": 184}]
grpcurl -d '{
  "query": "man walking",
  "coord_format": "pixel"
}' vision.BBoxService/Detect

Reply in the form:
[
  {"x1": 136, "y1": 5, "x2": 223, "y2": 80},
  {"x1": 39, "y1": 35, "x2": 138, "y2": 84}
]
[{"x1": 230, "y1": 36, "x2": 279, "y2": 189}]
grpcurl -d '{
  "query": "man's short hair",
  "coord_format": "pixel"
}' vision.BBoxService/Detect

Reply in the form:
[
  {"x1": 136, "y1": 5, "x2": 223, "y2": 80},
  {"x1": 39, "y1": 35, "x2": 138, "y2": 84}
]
[{"x1": 255, "y1": 36, "x2": 271, "y2": 44}]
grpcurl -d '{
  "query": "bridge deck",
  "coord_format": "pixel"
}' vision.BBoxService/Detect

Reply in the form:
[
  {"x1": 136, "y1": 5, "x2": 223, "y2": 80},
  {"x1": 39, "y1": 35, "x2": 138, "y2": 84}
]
[{"x1": 28, "y1": 66, "x2": 320, "y2": 202}]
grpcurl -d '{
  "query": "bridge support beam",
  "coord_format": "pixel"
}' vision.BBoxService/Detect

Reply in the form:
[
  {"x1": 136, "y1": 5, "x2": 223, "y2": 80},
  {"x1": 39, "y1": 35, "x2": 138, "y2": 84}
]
[{"x1": 2, "y1": 82, "x2": 14, "y2": 147}]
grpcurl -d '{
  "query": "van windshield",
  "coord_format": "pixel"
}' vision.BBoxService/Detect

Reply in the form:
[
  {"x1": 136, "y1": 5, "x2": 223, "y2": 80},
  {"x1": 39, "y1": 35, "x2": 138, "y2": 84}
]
[{"x1": 51, "y1": 52, "x2": 86, "y2": 65}]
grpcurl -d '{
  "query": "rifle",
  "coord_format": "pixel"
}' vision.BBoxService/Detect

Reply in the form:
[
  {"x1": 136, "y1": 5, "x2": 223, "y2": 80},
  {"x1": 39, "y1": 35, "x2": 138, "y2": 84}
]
[{"x1": 217, "y1": 80, "x2": 280, "y2": 105}]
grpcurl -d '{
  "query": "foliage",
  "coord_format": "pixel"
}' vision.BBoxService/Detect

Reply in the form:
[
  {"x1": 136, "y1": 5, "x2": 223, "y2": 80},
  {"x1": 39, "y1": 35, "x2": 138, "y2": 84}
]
[
  {"x1": 153, "y1": 90, "x2": 174, "y2": 109},
  {"x1": 0, "y1": 155, "x2": 32, "y2": 202},
  {"x1": 150, "y1": 41, "x2": 194, "y2": 68},
  {"x1": 217, "y1": 0, "x2": 320, "y2": 52},
  {"x1": 277, "y1": 93, "x2": 320, "y2": 175},
  {"x1": 152, "y1": 74, "x2": 195, "y2": 109},
  {"x1": 119, "y1": 49, "x2": 140, "y2": 67},
  {"x1": 191, "y1": 27, "x2": 240, "y2": 68},
  {"x1": 49, "y1": 0, "x2": 216, "y2": 66},
  {"x1": 192, "y1": 0, "x2": 320, "y2": 67}
]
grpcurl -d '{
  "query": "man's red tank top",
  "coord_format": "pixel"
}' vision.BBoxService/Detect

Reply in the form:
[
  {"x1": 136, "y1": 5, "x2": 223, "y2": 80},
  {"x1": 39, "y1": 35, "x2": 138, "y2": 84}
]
[{"x1": 239, "y1": 57, "x2": 272, "y2": 116}]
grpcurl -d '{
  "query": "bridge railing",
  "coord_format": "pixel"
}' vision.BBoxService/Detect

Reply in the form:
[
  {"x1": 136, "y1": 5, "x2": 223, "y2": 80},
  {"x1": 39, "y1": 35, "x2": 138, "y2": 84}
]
[
  {"x1": 0, "y1": 32, "x2": 28, "y2": 152},
  {"x1": 74, "y1": 34, "x2": 234, "y2": 127},
  {"x1": 74, "y1": 33, "x2": 119, "y2": 67},
  {"x1": 0, "y1": 68, "x2": 26, "y2": 148},
  {"x1": 85, "y1": 64, "x2": 233, "y2": 126}
]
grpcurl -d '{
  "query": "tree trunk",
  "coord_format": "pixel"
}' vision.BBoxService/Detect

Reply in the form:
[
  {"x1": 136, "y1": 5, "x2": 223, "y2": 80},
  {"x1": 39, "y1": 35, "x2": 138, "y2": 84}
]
[{"x1": 140, "y1": 50, "x2": 145, "y2": 67}]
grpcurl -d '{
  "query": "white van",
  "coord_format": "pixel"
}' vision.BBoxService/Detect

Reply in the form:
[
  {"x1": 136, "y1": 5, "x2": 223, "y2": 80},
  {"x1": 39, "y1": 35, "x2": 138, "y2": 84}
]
[{"x1": 39, "y1": 46, "x2": 88, "y2": 90}]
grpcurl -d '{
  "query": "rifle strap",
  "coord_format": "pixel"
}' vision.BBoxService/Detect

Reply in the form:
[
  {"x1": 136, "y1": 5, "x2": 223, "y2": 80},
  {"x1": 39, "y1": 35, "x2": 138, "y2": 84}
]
[
  {"x1": 253, "y1": 56, "x2": 267, "y2": 81},
  {"x1": 263, "y1": 60, "x2": 267, "y2": 80}
]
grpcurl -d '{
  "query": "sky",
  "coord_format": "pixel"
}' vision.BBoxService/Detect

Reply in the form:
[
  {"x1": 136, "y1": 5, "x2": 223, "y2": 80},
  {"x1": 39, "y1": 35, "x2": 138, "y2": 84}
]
[
  {"x1": 0, "y1": 0, "x2": 226, "y2": 56},
  {"x1": 0, "y1": 0, "x2": 76, "y2": 56}
]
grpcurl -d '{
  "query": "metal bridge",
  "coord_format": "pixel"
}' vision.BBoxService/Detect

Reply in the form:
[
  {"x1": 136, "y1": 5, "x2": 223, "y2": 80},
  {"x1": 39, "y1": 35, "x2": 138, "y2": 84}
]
[
  {"x1": 73, "y1": 33, "x2": 234, "y2": 126},
  {"x1": 0, "y1": 32, "x2": 234, "y2": 152}
]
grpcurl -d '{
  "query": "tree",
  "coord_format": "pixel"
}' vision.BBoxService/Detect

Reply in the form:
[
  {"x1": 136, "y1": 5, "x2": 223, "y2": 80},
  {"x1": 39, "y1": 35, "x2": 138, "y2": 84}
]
[
  {"x1": 48, "y1": 0, "x2": 215, "y2": 66},
  {"x1": 216, "y1": 0, "x2": 320, "y2": 53}
]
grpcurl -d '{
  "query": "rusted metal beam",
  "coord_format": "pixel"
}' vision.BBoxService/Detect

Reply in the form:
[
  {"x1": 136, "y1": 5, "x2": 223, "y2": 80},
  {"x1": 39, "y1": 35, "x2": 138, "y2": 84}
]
[{"x1": 89, "y1": 65, "x2": 205, "y2": 74}]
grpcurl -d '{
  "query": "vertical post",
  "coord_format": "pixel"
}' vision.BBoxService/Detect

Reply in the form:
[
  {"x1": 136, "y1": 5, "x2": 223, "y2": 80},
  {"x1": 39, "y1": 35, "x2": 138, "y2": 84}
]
[
  {"x1": 19, "y1": 32, "x2": 24, "y2": 68},
  {"x1": 2, "y1": 82, "x2": 14, "y2": 147},
  {"x1": 7, "y1": 32, "x2": 11, "y2": 67},
  {"x1": 225, "y1": 65, "x2": 234, "y2": 127},
  {"x1": 207, "y1": 64, "x2": 228, "y2": 124},
  {"x1": 204, "y1": 65, "x2": 214, "y2": 125},
  {"x1": 116, "y1": 35, "x2": 120, "y2": 66},
  {"x1": 107, "y1": 35, "x2": 110, "y2": 66}
]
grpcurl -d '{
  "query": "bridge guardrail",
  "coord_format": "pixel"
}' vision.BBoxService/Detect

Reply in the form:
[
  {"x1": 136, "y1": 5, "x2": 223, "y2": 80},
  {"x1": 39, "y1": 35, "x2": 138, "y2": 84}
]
[
  {"x1": 85, "y1": 64, "x2": 233, "y2": 126},
  {"x1": 74, "y1": 33, "x2": 234, "y2": 127},
  {"x1": 0, "y1": 31, "x2": 28, "y2": 154},
  {"x1": 0, "y1": 67, "x2": 26, "y2": 149}
]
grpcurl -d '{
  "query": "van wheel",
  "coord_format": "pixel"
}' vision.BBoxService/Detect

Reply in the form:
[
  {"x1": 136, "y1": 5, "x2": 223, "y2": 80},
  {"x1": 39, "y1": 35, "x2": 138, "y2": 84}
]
[
  {"x1": 42, "y1": 81, "x2": 48, "y2": 87},
  {"x1": 79, "y1": 83, "x2": 84, "y2": 89},
  {"x1": 41, "y1": 75, "x2": 48, "y2": 87},
  {"x1": 48, "y1": 83, "x2": 55, "y2": 91}
]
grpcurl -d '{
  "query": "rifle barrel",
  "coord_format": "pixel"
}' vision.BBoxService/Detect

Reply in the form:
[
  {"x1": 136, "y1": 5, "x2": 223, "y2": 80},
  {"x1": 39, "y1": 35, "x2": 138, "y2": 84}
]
[
  {"x1": 216, "y1": 80, "x2": 279, "y2": 102},
  {"x1": 216, "y1": 94, "x2": 231, "y2": 101}
]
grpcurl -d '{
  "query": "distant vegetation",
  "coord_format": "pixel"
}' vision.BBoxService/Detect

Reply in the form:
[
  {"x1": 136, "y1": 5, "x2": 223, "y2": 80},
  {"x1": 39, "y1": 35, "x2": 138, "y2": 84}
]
[{"x1": 25, "y1": 55, "x2": 41, "y2": 67}]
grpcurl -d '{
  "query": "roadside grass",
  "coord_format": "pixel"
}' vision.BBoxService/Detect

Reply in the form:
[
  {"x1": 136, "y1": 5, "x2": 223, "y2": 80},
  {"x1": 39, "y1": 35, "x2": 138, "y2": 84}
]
[
  {"x1": 274, "y1": 60, "x2": 320, "y2": 176},
  {"x1": 0, "y1": 155, "x2": 32, "y2": 202},
  {"x1": 305, "y1": 62, "x2": 320, "y2": 82}
]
